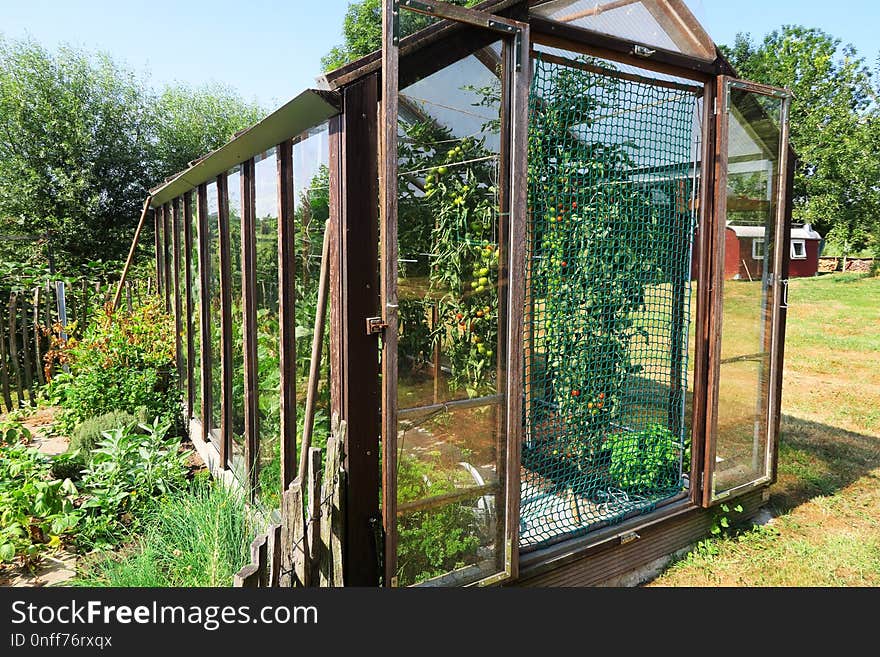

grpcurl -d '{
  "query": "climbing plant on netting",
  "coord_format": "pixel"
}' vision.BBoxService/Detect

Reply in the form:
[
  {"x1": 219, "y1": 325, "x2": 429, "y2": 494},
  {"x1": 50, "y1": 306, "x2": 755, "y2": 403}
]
[{"x1": 521, "y1": 54, "x2": 700, "y2": 547}]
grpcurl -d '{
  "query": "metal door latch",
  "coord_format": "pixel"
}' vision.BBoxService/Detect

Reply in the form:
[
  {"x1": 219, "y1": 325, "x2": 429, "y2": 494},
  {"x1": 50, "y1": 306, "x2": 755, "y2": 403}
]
[{"x1": 366, "y1": 316, "x2": 388, "y2": 335}]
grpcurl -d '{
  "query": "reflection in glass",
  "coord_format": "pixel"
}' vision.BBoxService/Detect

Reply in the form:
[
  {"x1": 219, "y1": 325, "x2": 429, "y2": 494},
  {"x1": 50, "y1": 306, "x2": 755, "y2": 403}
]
[
  {"x1": 714, "y1": 86, "x2": 784, "y2": 496},
  {"x1": 190, "y1": 194, "x2": 202, "y2": 420},
  {"x1": 227, "y1": 168, "x2": 246, "y2": 478},
  {"x1": 207, "y1": 180, "x2": 222, "y2": 444},
  {"x1": 395, "y1": 42, "x2": 508, "y2": 586}
]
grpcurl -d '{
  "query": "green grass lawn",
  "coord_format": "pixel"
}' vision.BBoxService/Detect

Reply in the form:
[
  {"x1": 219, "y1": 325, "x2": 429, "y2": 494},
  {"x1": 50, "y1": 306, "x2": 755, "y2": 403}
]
[{"x1": 651, "y1": 272, "x2": 880, "y2": 586}]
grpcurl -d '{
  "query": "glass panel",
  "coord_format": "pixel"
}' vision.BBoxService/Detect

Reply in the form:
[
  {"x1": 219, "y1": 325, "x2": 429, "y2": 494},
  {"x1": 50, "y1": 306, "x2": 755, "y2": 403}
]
[
  {"x1": 206, "y1": 180, "x2": 222, "y2": 444},
  {"x1": 176, "y1": 199, "x2": 187, "y2": 403},
  {"x1": 294, "y1": 125, "x2": 332, "y2": 451},
  {"x1": 395, "y1": 41, "x2": 508, "y2": 586},
  {"x1": 532, "y1": 0, "x2": 715, "y2": 61},
  {"x1": 227, "y1": 168, "x2": 246, "y2": 479},
  {"x1": 522, "y1": 52, "x2": 699, "y2": 547},
  {"x1": 254, "y1": 148, "x2": 281, "y2": 509},
  {"x1": 190, "y1": 194, "x2": 202, "y2": 420},
  {"x1": 713, "y1": 84, "x2": 784, "y2": 497}
]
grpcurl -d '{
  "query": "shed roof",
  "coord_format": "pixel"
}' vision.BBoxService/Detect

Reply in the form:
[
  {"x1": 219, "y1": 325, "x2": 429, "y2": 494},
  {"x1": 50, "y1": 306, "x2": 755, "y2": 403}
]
[{"x1": 727, "y1": 224, "x2": 822, "y2": 240}]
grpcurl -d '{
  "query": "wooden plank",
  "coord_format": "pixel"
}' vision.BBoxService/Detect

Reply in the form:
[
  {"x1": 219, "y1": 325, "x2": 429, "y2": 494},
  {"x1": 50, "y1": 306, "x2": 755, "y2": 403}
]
[
  {"x1": 0, "y1": 302, "x2": 12, "y2": 412},
  {"x1": 267, "y1": 522, "x2": 283, "y2": 587},
  {"x1": 233, "y1": 564, "x2": 260, "y2": 588},
  {"x1": 328, "y1": 115, "x2": 343, "y2": 422},
  {"x1": 530, "y1": 17, "x2": 715, "y2": 81},
  {"x1": 195, "y1": 184, "x2": 213, "y2": 441},
  {"x1": 400, "y1": 0, "x2": 522, "y2": 32},
  {"x1": 320, "y1": 419, "x2": 346, "y2": 587},
  {"x1": 163, "y1": 202, "x2": 173, "y2": 313},
  {"x1": 113, "y1": 197, "x2": 153, "y2": 309},
  {"x1": 154, "y1": 206, "x2": 163, "y2": 297},
  {"x1": 171, "y1": 198, "x2": 184, "y2": 389},
  {"x1": 276, "y1": 139, "x2": 297, "y2": 491},
  {"x1": 338, "y1": 75, "x2": 381, "y2": 587},
  {"x1": 240, "y1": 158, "x2": 260, "y2": 497},
  {"x1": 19, "y1": 295, "x2": 33, "y2": 404},
  {"x1": 216, "y1": 175, "x2": 234, "y2": 469},
  {"x1": 380, "y1": 0, "x2": 400, "y2": 588},
  {"x1": 7, "y1": 294, "x2": 23, "y2": 406},
  {"x1": 183, "y1": 191, "x2": 195, "y2": 416},
  {"x1": 504, "y1": 23, "x2": 529, "y2": 583},
  {"x1": 298, "y1": 220, "x2": 331, "y2": 483},
  {"x1": 249, "y1": 533, "x2": 269, "y2": 587},
  {"x1": 306, "y1": 446, "x2": 322, "y2": 586},
  {"x1": 280, "y1": 478, "x2": 306, "y2": 587}
]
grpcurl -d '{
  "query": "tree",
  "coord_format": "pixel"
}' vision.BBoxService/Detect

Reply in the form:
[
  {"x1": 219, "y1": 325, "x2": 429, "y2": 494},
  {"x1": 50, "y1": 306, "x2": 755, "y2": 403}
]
[
  {"x1": 0, "y1": 38, "x2": 153, "y2": 273},
  {"x1": 0, "y1": 37, "x2": 263, "y2": 276},
  {"x1": 152, "y1": 83, "x2": 263, "y2": 183},
  {"x1": 721, "y1": 26, "x2": 880, "y2": 253},
  {"x1": 322, "y1": 0, "x2": 478, "y2": 71}
]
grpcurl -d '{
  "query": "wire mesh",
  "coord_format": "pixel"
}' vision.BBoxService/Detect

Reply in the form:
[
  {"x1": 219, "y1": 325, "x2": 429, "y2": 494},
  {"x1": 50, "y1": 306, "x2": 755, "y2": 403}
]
[{"x1": 521, "y1": 54, "x2": 699, "y2": 548}]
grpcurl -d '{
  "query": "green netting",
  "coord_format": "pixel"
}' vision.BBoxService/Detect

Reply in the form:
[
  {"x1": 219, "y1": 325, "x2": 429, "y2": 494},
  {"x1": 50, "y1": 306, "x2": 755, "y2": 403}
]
[{"x1": 521, "y1": 55, "x2": 699, "y2": 548}]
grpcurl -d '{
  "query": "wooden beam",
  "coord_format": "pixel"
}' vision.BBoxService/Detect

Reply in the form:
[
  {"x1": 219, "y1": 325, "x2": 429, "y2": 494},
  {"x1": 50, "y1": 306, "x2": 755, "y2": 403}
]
[
  {"x1": 183, "y1": 191, "x2": 195, "y2": 416},
  {"x1": 216, "y1": 174, "x2": 233, "y2": 469},
  {"x1": 380, "y1": 0, "x2": 400, "y2": 587},
  {"x1": 195, "y1": 184, "x2": 213, "y2": 441},
  {"x1": 154, "y1": 206, "x2": 164, "y2": 297},
  {"x1": 277, "y1": 139, "x2": 298, "y2": 491},
  {"x1": 241, "y1": 158, "x2": 260, "y2": 498},
  {"x1": 163, "y1": 202, "x2": 172, "y2": 313},
  {"x1": 113, "y1": 196, "x2": 152, "y2": 309},
  {"x1": 171, "y1": 198, "x2": 184, "y2": 390},
  {"x1": 336, "y1": 75, "x2": 381, "y2": 587}
]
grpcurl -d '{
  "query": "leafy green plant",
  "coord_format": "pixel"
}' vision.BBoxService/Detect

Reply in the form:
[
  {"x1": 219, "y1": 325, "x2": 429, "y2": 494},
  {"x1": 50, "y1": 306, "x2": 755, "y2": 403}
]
[
  {"x1": 606, "y1": 424, "x2": 683, "y2": 495},
  {"x1": 710, "y1": 503, "x2": 744, "y2": 537},
  {"x1": 69, "y1": 409, "x2": 144, "y2": 458},
  {"x1": 72, "y1": 477, "x2": 251, "y2": 587},
  {"x1": 0, "y1": 417, "x2": 32, "y2": 445},
  {"x1": 52, "y1": 299, "x2": 180, "y2": 434}
]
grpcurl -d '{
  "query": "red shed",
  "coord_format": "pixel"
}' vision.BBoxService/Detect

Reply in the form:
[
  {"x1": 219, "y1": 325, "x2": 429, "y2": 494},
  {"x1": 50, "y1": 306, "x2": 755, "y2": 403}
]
[{"x1": 724, "y1": 223, "x2": 821, "y2": 280}]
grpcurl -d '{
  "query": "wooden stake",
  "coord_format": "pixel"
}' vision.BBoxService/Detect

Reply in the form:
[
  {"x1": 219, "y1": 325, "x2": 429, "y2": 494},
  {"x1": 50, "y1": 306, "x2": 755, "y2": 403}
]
[
  {"x1": 33, "y1": 287, "x2": 45, "y2": 387},
  {"x1": 0, "y1": 302, "x2": 12, "y2": 412},
  {"x1": 7, "y1": 294, "x2": 24, "y2": 407}
]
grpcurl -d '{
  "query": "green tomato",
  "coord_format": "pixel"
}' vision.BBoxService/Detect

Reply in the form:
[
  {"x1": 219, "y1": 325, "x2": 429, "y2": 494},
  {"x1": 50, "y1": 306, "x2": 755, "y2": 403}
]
[
  {"x1": 437, "y1": 166, "x2": 448, "y2": 175},
  {"x1": 485, "y1": 349, "x2": 493, "y2": 358},
  {"x1": 478, "y1": 267, "x2": 489, "y2": 276},
  {"x1": 475, "y1": 285, "x2": 485, "y2": 293},
  {"x1": 478, "y1": 277, "x2": 489, "y2": 285},
  {"x1": 471, "y1": 281, "x2": 479, "y2": 289},
  {"x1": 477, "y1": 343, "x2": 486, "y2": 353}
]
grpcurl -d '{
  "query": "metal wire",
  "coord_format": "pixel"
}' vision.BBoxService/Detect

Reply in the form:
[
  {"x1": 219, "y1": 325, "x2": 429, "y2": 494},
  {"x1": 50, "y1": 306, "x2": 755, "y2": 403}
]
[{"x1": 521, "y1": 54, "x2": 699, "y2": 548}]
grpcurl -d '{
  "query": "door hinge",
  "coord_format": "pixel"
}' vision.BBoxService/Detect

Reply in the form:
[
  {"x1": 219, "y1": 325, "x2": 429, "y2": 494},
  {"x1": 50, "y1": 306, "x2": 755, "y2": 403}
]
[
  {"x1": 633, "y1": 44, "x2": 656, "y2": 58},
  {"x1": 366, "y1": 316, "x2": 388, "y2": 335},
  {"x1": 619, "y1": 530, "x2": 640, "y2": 545}
]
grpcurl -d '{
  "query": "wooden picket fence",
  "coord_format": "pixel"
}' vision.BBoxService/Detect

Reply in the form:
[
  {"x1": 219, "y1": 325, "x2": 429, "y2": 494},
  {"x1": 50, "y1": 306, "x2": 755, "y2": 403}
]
[
  {"x1": 0, "y1": 278, "x2": 155, "y2": 413},
  {"x1": 234, "y1": 417, "x2": 346, "y2": 587}
]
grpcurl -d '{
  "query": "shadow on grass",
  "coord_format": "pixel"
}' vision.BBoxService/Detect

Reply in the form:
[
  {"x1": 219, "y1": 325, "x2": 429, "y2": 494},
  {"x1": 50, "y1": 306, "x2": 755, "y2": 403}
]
[{"x1": 770, "y1": 414, "x2": 880, "y2": 515}]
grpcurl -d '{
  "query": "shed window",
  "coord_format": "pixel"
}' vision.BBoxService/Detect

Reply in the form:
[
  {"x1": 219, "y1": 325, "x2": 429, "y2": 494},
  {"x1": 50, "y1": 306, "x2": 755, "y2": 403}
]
[
  {"x1": 752, "y1": 238, "x2": 765, "y2": 260},
  {"x1": 791, "y1": 239, "x2": 806, "y2": 260}
]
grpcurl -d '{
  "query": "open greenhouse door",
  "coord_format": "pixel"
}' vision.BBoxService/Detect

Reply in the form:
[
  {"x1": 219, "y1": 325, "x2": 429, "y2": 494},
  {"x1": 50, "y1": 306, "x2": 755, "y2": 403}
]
[
  {"x1": 703, "y1": 77, "x2": 792, "y2": 504},
  {"x1": 520, "y1": 49, "x2": 703, "y2": 549},
  {"x1": 380, "y1": 1, "x2": 529, "y2": 586}
]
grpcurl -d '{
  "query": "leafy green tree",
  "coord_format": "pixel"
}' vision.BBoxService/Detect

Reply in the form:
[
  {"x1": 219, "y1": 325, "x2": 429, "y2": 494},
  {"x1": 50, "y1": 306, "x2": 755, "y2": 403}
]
[
  {"x1": 0, "y1": 38, "x2": 153, "y2": 272},
  {"x1": 322, "y1": 0, "x2": 479, "y2": 71},
  {"x1": 152, "y1": 84, "x2": 263, "y2": 182},
  {"x1": 721, "y1": 26, "x2": 880, "y2": 253}
]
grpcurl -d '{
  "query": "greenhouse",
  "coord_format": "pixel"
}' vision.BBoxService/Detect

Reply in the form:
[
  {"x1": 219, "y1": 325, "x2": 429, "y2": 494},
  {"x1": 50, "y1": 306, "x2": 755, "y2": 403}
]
[{"x1": 139, "y1": 0, "x2": 794, "y2": 587}]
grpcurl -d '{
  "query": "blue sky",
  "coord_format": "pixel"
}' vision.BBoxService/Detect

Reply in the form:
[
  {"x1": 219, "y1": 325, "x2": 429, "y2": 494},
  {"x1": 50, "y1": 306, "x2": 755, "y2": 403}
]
[{"x1": 1, "y1": 1, "x2": 877, "y2": 111}]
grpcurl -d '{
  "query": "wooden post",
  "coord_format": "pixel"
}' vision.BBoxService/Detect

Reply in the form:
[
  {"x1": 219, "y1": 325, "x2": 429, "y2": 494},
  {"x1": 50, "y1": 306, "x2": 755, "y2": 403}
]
[
  {"x1": 241, "y1": 159, "x2": 260, "y2": 496},
  {"x1": 320, "y1": 418, "x2": 346, "y2": 587},
  {"x1": 163, "y1": 202, "x2": 173, "y2": 313},
  {"x1": 0, "y1": 302, "x2": 12, "y2": 412},
  {"x1": 280, "y1": 478, "x2": 306, "y2": 587},
  {"x1": 183, "y1": 190, "x2": 196, "y2": 416},
  {"x1": 306, "y1": 446, "x2": 322, "y2": 586},
  {"x1": 333, "y1": 76, "x2": 381, "y2": 587},
  {"x1": 154, "y1": 206, "x2": 164, "y2": 298},
  {"x1": 298, "y1": 220, "x2": 330, "y2": 483},
  {"x1": 277, "y1": 140, "x2": 298, "y2": 491},
  {"x1": 196, "y1": 184, "x2": 213, "y2": 440},
  {"x1": 32, "y1": 287, "x2": 45, "y2": 387},
  {"x1": 125, "y1": 281, "x2": 133, "y2": 313},
  {"x1": 7, "y1": 294, "x2": 24, "y2": 406},
  {"x1": 171, "y1": 198, "x2": 184, "y2": 390},
  {"x1": 113, "y1": 197, "x2": 152, "y2": 310},
  {"x1": 216, "y1": 175, "x2": 233, "y2": 469},
  {"x1": 19, "y1": 296, "x2": 33, "y2": 405}
]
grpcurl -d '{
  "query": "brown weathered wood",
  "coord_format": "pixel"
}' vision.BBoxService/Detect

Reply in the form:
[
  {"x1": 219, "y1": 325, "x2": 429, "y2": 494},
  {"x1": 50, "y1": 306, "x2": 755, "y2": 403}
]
[
  {"x1": 19, "y1": 295, "x2": 33, "y2": 404},
  {"x1": 7, "y1": 294, "x2": 23, "y2": 407},
  {"x1": 250, "y1": 533, "x2": 269, "y2": 587},
  {"x1": 183, "y1": 191, "x2": 195, "y2": 415},
  {"x1": 0, "y1": 303, "x2": 12, "y2": 412},
  {"x1": 125, "y1": 281, "x2": 132, "y2": 313},
  {"x1": 276, "y1": 139, "x2": 297, "y2": 491},
  {"x1": 113, "y1": 197, "x2": 153, "y2": 310},
  {"x1": 337, "y1": 76, "x2": 381, "y2": 587},
  {"x1": 328, "y1": 115, "x2": 343, "y2": 423},
  {"x1": 280, "y1": 478, "x2": 306, "y2": 587},
  {"x1": 306, "y1": 446, "x2": 322, "y2": 586},
  {"x1": 267, "y1": 522, "x2": 283, "y2": 587},
  {"x1": 233, "y1": 564, "x2": 260, "y2": 588},
  {"x1": 195, "y1": 184, "x2": 213, "y2": 439},
  {"x1": 240, "y1": 158, "x2": 259, "y2": 496},
  {"x1": 298, "y1": 220, "x2": 331, "y2": 483},
  {"x1": 320, "y1": 418, "x2": 346, "y2": 587},
  {"x1": 171, "y1": 198, "x2": 184, "y2": 390},
  {"x1": 154, "y1": 206, "x2": 163, "y2": 297},
  {"x1": 400, "y1": 0, "x2": 523, "y2": 32},
  {"x1": 380, "y1": 0, "x2": 400, "y2": 588},
  {"x1": 397, "y1": 482, "x2": 500, "y2": 516},
  {"x1": 163, "y1": 202, "x2": 173, "y2": 313},
  {"x1": 216, "y1": 174, "x2": 233, "y2": 469}
]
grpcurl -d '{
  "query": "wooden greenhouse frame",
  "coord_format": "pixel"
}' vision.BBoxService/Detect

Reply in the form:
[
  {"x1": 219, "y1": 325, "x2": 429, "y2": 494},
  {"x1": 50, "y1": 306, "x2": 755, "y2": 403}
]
[{"x1": 128, "y1": 0, "x2": 795, "y2": 587}]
